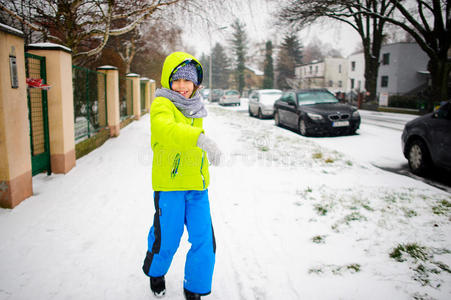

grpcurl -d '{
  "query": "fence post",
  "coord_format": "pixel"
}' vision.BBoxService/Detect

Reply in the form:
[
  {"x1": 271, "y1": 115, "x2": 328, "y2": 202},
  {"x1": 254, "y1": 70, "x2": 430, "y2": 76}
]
[
  {"x1": 97, "y1": 66, "x2": 120, "y2": 137},
  {"x1": 27, "y1": 43, "x2": 76, "y2": 174},
  {"x1": 126, "y1": 73, "x2": 141, "y2": 120},
  {"x1": 0, "y1": 24, "x2": 32, "y2": 208},
  {"x1": 149, "y1": 79, "x2": 156, "y2": 106}
]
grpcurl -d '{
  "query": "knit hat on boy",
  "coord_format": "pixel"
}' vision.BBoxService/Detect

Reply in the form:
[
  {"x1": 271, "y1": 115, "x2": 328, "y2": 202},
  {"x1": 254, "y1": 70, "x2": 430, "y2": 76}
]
[{"x1": 171, "y1": 63, "x2": 199, "y2": 85}]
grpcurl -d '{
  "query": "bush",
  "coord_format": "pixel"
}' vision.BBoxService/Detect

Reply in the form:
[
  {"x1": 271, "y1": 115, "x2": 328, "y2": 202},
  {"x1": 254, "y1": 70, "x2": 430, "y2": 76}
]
[{"x1": 388, "y1": 95, "x2": 424, "y2": 109}]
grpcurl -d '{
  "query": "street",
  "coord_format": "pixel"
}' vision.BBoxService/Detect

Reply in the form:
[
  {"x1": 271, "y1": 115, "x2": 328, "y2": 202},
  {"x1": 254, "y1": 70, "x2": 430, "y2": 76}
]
[{"x1": 228, "y1": 99, "x2": 451, "y2": 193}]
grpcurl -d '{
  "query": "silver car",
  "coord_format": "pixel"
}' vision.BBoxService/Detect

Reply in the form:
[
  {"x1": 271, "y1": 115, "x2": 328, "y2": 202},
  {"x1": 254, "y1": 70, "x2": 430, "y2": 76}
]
[
  {"x1": 248, "y1": 89, "x2": 282, "y2": 118},
  {"x1": 219, "y1": 90, "x2": 240, "y2": 106}
]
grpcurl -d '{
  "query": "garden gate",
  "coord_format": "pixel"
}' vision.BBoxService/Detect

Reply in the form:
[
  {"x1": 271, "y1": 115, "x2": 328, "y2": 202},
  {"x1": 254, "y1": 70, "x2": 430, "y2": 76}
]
[{"x1": 25, "y1": 53, "x2": 51, "y2": 175}]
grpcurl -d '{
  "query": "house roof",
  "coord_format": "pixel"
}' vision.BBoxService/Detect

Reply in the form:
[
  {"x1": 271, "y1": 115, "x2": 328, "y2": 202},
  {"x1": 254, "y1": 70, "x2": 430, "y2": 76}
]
[{"x1": 245, "y1": 65, "x2": 263, "y2": 76}]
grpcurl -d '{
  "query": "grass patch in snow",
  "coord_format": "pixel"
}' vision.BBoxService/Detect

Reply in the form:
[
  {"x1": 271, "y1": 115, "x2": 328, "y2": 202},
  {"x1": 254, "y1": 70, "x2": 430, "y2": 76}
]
[
  {"x1": 311, "y1": 235, "x2": 326, "y2": 244},
  {"x1": 308, "y1": 263, "x2": 361, "y2": 275},
  {"x1": 390, "y1": 243, "x2": 451, "y2": 288},
  {"x1": 312, "y1": 152, "x2": 323, "y2": 159},
  {"x1": 325, "y1": 157, "x2": 334, "y2": 163},
  {"x1": 331, "y1": 211, "x2": 367, "y2": 232},
  {"x1": 390, "y1": 243, "x2": 429, "y2": 262},
  {"x1": 402, "y1": 207, "x2": 418, "y2": 218},
  {"x1": 296, "y1": 187, "x2": 314, "y2": 200},
  {"x1": 314, "y1": 204, "x2": 329, "y2": 216},
  {"x1": 432, "y1": 199, "x2": 451, "y2": 216}
]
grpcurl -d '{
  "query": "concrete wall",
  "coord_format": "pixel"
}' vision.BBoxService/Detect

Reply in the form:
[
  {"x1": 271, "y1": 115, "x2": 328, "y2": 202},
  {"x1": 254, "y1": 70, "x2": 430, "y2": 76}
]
[{"x1": 0, "y1": 24, "x2": 33, "y2": 208}]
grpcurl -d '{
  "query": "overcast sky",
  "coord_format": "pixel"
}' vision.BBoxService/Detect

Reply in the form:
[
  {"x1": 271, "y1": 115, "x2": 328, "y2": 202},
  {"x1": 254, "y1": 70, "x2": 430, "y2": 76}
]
[{"x1": 181, "y1": 0, "x2": 362, "y2": 60}]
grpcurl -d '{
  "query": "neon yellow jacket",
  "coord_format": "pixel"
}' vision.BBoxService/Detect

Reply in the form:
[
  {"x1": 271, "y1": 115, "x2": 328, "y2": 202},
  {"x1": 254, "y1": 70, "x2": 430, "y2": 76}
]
[{"x1": 150, "y1": 52, "x2": 209, "y2": 191}]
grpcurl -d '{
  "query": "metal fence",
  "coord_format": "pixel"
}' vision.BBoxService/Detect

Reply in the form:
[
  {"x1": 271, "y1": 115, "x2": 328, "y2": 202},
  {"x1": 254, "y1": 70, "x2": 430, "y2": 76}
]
[
  {"x1": 119, "y1": 75, "x2": 133, "y2": 120},
  {"x1": 72, "y1": 65, "x2": 107, "y2": 140}
]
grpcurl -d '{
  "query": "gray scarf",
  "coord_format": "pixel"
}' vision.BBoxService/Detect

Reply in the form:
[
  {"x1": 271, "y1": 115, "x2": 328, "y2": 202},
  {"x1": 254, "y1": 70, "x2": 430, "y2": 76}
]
[{"x1": 155, "y1": 88, "x2": 207, "y2": 118}]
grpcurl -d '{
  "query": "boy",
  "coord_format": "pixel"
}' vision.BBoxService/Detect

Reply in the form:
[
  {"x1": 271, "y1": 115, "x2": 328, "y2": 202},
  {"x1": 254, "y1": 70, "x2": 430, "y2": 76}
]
[{"x1": 142, "y1": 52, "x2": 221, "y2": 300}]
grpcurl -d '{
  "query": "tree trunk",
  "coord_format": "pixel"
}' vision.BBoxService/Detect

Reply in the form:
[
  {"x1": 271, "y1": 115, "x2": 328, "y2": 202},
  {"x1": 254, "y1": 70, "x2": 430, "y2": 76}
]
[
  {"x1": 364, "y1": 54, "x2": 379, "y2": 103},
  {"x1": 427, "y1": 58, "x2": 450, "y2": 111}
]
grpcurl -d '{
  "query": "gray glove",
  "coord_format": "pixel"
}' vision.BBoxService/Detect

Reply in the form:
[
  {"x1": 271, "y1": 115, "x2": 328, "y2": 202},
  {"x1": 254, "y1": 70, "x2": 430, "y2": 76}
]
[{"x1": 197, "y1": 133, "x2": 222, "y2": 166}]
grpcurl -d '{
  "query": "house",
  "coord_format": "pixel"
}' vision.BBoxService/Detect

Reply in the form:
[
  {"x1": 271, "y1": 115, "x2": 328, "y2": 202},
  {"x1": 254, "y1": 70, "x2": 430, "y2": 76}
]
[
  {"x1": 244, "y1": 65, "x2": 263, "y2": 90},
  {"x1": 295, "y1": 58, "x2": 348, "y2": 94},
  {"x1": 347, "y1": 51, "x2": 366, "y2": 95},
  {"x1": 377, "y1": 42, "x2": 429, "y2": 104},
  {"x1": 229, "y1": 65, "x2": 263, "y2": 94}
]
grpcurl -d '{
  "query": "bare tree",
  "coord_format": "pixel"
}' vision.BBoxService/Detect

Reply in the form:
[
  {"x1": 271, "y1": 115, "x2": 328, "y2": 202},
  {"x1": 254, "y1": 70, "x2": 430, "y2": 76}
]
[
  {"x1": 357, "y1": 0, "x2": 450, "y2": 109},
  {"x1": 302, "y1": 36, "x2": 343, "y2": 63},
  {"x1": 0, "y1": 0, "x2": 184, "y2": 64},
  {"x1": 278, "y1": 0, "x2": 396, "y2": 102}
]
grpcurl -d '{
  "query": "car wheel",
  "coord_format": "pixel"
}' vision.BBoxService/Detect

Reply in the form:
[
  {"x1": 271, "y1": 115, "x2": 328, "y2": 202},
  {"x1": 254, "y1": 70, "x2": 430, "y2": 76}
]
[
  {"x1": 274, "y1": 110, "x2": 280, "y2": 126},
  {"x1": 298, "y1": 117, "x2": 309, "y2": 136},
  {"x1": 248, "y1": 106, "x2": 253, "y2": 117},
  {"x1": 407, "y1": 139, "x2": 431, "y2": 175},
  {"x1": 258, "y1": 108, "x2": 263, "y2": 119}
]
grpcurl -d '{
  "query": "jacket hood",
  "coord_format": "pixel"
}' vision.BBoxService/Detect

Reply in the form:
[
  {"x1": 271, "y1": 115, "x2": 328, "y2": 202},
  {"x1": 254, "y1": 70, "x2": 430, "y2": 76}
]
[{"x1": 161, "y1": 52, "x2": 203, "y2": 89}]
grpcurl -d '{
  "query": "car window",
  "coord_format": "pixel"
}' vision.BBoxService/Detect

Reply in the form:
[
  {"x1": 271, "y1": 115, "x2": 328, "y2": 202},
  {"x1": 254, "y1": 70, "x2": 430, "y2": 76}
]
[
  {"x1": 297, "y1": 91, "x2": 338, "y2": 105},
  {"x1": 225, "y1": 90, "x2": 239, "y2": 95},
  {"x1": 280, "y1": 92, "x2": 294, "y2": 103},
  {"x1": 260, "y1": 92, "x2": 282, "y2": 103}
]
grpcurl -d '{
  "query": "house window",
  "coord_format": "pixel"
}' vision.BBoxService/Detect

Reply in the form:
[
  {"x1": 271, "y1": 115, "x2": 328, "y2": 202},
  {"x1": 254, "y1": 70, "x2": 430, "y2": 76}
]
[
  {"x1": 315, "y1": 66, "x2": 318, "y2": 73},
  {"x1": 382, "y1": 53, "x2": 390, "y2": 65},
  {"x1": 338, "y1": 80, "x2": 343, "y2": 88},
  {"x1": 329, "y1": 80, "x2": 333, "y2": 87},
  {"x1": 351, "y1": 61, "x2": 356, "y2": 71},
  {"x1": 309, "y1": 66, "x2": 312, "y2": 74},
  {"x1": 338, "y1": 64, "x2": 342, "y2": 73},
  {"x1": 350, "y1": 79, "x2": 355, "y2": 89},
  {"x1": 381, "y1": 76, "x2": 389, "y2": 87}
]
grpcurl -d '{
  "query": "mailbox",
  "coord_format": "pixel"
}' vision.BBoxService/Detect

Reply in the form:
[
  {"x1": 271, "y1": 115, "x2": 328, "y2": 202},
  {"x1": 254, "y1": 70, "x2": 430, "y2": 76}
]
[{"x1": 9, "y1": 55, "x2": 19, "y2": 89}]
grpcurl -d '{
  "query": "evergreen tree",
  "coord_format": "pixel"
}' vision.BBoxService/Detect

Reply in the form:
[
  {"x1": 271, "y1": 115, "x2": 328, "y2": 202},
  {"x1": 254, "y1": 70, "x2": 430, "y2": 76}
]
[
  {"x1": 230, "y1": 19, "x2": 248, "y2": 95},
  {"x1": 211, "y1": 43, "x2": 231, "y2": 89},
  {"x1": 199, "y1": 53, "x2": 210, "y2": 88},
  {"x1": 276, "y1": 33, "x2": 303, "y2": 90},
  {"x1": 262, "y1": 41, "x2": 274, "y2": 89}
]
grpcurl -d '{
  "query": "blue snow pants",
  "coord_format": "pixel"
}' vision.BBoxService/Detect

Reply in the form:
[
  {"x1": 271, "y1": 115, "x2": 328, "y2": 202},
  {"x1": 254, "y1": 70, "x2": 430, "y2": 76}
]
[{"x1": 142, "y1": 190, "x2": 216, "y2": 295}]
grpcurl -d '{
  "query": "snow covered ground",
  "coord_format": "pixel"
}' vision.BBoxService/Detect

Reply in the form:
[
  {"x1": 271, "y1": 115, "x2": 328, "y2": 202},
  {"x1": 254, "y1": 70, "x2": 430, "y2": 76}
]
[{"x1": 0, "y1": 102, "x2": 450, "y2": 300}]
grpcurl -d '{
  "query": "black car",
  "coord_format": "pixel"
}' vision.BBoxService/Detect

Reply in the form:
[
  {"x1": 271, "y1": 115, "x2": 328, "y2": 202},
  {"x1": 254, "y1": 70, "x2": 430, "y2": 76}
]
[
  {"x1": 401, "y1": 101, "x2": 451, "y2": 175},
  {"x1": 273, "y1": 89, "x2": 360, "y2": 136}
]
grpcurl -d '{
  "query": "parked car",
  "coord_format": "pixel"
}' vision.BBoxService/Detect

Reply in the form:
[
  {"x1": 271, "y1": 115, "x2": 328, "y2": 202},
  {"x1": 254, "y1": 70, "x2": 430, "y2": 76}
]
[
  {"x1": 219, "y1": 90, "x2": 240, "y2": 106},
  {"x1": 199, "y1": 88, "x2": 210, "y2": 101},
  {"x1": 273, "y1": 89, "x2": 360, "y2": 136},
  {"x1": 210, "y1": 89, "x2": 224, "y2": 102},
  {"x1": 248, "y1": 89, "x2": 282, "y2": 118},
  {"x1": 401, "y1": 100, "x2": 451, "y2": 175}
]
